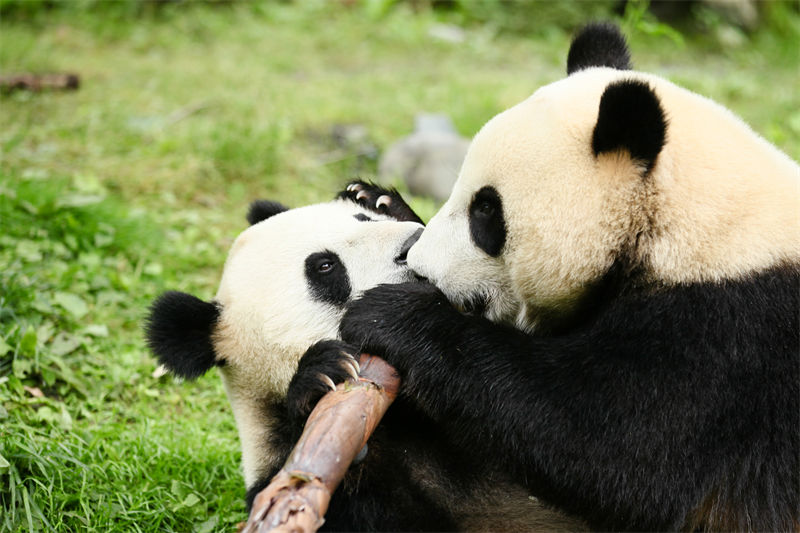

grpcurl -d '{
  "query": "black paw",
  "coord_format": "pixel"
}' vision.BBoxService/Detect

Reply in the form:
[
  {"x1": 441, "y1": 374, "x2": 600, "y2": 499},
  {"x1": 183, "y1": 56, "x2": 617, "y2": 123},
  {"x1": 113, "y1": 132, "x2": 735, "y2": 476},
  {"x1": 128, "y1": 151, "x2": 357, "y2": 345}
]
[
  {"x1": 337, "y1": 180, "x2": 424, "y2": 224},
  {"x1": 340, "y1": 282, "x2": 458, "y2": 374},
  {"x1": 286, "y1": 340, "x2": 361, "y2": 423}
]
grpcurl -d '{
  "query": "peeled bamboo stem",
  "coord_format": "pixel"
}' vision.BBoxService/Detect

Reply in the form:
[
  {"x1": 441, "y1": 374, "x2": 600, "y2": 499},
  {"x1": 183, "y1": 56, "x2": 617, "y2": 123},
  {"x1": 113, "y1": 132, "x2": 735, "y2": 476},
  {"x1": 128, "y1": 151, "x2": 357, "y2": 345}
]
[{"x1": 240, "y1": 354, "x2": 400, "y2": 533}]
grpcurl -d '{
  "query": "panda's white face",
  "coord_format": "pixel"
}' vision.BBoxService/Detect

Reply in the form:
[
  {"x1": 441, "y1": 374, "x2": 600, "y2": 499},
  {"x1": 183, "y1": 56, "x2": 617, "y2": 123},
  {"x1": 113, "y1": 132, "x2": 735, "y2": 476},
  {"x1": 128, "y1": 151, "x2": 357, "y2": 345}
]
[
  {"x1": 213, "y1": 200, "x2": 422, "y2": 400},
  {"x1": 409, "y1": 66, "x2": 800, "y2": 333},
  {"x1": 407, "y1": 184, "x2": 518, "y2": 324},
  {"x1": 409, "y1": 69, "x2": 630, "y2": 331}
]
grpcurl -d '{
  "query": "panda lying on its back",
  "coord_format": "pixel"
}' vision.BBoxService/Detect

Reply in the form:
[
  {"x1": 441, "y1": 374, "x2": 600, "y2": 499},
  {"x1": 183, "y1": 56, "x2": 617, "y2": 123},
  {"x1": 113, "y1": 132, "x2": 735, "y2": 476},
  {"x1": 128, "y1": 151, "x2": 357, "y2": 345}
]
[
  {"x1": 145, "y1": 183, "x2": 584, "y2": 531},
  {"x1": 340, "y1": 24, "x2": 800, "y2": 531}
]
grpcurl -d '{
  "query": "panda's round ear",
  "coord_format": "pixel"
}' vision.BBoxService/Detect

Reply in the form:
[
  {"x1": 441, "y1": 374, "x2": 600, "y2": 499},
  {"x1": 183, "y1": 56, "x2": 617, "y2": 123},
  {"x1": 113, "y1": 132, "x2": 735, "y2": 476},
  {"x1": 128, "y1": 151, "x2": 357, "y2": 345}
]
[
  {"x1": 247, "y1": 200, "x2": 289, "y2": 225},
  {"x1": 567, "y1": 22, "x2": 632, "y2": 75},
  {"x1": 592, "y1": 79, "x2": 667, "y2": 173},
  {"x1": 144, "y1": 291, "x2": 222, "y2": 380}
]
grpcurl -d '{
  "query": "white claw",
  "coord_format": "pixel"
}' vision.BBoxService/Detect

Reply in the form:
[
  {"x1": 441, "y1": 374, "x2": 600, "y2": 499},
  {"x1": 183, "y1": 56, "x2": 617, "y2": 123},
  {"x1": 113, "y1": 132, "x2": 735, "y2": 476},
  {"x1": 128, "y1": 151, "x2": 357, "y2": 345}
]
[
  {"x1": 347, "y1": 183, "x2": 363, "y2": 192},
  {"x1": 342, "y1": 353, "x2": 361, "y2": 374},
  {"x1": 341, "y1": 359, "x2": 359, "y2": 381},
  {"x1": 356, "y1": 190, "x2": 369, "y2": 201},
  {"x1": 319, "y1": 373, "x2": 336, "y2": 391},
  {"x1": 376, "y1": 195, "x2": 391, "y2": 209}
]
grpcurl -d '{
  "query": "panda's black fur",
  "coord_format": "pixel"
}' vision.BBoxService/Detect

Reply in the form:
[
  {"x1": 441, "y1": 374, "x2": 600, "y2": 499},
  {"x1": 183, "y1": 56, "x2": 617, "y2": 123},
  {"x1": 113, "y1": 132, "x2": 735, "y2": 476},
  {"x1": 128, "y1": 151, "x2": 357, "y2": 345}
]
[
  {"x1": 592, "y1": 79, "x2": 667, "y2": 172},
  {"x1": 304, "y1": 251, "x2": 352, "y2": 307},
  {"x1": 468, "y1": 186, "x2": 506, "y2": 257},
  {"x1": 145, "y1": 292, "x2": 222, "y2": 379},
  {"x1": 246, "y1": 199, "x2": 289, "y2": 225},
  {"x1": 342, "y1": 268, "x2": 800, "y2": 531},
  {"x1": 566, "y1": 21, "x2": 631, "y2": 74},
  {"x1": 339, "y1": 25, "x2": 800, "y2": 532}
]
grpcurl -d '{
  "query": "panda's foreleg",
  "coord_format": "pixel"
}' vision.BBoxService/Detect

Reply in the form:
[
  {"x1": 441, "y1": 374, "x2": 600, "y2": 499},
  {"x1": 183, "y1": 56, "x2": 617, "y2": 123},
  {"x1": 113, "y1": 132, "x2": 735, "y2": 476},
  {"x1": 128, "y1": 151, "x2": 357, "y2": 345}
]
[
  {"x1": 340, "y1": 277, "x2": 800, "y2": 532},
  {"x1": 338, "y1": 281, "x2": 688, "y2": 529}
]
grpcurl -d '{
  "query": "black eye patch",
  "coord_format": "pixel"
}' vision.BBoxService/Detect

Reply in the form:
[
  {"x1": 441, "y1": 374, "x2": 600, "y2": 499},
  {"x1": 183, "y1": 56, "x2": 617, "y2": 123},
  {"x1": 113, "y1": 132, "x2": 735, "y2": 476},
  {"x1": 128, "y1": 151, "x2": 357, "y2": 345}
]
[
  {"x1": 304, "y1": 250, "x2": 351, "y2": 307},
  {"x1": 469, "y1": 186, "x2": 506, "y2": 257}
]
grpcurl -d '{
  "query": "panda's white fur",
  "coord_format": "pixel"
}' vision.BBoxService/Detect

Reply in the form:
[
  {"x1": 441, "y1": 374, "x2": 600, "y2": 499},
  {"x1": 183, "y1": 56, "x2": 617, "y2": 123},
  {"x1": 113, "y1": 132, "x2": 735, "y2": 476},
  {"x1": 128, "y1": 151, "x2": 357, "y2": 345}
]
[
  {"x1": 409, "y1": 67, "x2": 799, "y2": 332},
  {"x1": 212, "y1": 200, "x2": 421, "y2": 484}
]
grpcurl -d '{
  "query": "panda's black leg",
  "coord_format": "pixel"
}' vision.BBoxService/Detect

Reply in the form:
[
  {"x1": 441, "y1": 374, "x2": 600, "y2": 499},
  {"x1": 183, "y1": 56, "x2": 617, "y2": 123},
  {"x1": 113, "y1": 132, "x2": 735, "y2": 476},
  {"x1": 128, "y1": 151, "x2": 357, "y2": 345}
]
[
  {"x1": 337, "y1": 180, "x2": 424, "y2": 224},
  {"x1": 285, "y1": 339, "x2": 361, "y2": 425}
]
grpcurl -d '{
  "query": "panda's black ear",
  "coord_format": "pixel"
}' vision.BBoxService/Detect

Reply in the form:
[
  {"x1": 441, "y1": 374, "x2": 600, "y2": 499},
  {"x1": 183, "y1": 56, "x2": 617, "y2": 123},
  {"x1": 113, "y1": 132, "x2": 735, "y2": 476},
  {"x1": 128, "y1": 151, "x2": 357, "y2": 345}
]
[
  {"x1": 567, "y1": 22, "x2": 632, "y2": 74},
  {"x1": 592, "y1": 79, "x2": 667, "y2": 173},
  {"x1": 247, "y1": 200, "x2": 289, "y2": 225},
  {"x1": 145, "y1": 291, "x2": 222, "y2": 379}
]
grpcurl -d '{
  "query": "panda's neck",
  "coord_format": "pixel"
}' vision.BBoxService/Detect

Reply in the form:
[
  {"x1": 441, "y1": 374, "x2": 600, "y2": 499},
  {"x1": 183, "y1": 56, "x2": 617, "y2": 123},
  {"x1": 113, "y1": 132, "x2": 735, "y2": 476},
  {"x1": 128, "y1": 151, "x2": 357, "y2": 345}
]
[{"x1": 221, "y1": 382, "x2": 283, "y2": 488}]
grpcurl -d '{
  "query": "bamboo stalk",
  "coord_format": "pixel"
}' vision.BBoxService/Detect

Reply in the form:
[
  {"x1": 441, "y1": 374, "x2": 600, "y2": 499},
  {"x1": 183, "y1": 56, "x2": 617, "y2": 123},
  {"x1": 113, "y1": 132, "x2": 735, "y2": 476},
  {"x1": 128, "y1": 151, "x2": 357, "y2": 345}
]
[{"x1": 240, "y1": 354, "x2": 400, "y2": 533}]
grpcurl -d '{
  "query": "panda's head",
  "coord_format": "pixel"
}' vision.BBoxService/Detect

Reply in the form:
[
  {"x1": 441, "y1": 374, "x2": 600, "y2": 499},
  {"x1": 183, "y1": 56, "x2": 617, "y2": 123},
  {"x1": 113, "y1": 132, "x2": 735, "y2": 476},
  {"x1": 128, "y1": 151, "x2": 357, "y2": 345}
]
[
  {"x1": 146, "y1": 197, "x2": 422, "y2": 401},
  {"x1": 408, "y1": 22, "x2": 800, "y2": 333}
]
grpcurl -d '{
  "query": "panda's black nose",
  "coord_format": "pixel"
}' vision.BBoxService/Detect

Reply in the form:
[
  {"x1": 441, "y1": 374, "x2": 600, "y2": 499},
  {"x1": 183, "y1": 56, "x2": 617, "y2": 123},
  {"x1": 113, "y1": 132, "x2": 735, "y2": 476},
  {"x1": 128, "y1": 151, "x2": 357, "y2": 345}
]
[{"x1": 396, "y1": 228, "x2": 423, "y2": 265}]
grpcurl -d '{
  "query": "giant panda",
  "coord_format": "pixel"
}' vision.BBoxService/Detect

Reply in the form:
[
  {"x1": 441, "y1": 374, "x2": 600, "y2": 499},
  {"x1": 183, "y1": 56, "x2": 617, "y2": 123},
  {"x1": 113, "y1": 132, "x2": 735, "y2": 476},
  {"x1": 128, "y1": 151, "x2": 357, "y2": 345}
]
[
  {"x1": 145, "y1": 182, "x2": 584, "y2": 531},
  {"x1": 339, "y1": 23, "x2": 800, "y2": 531}
]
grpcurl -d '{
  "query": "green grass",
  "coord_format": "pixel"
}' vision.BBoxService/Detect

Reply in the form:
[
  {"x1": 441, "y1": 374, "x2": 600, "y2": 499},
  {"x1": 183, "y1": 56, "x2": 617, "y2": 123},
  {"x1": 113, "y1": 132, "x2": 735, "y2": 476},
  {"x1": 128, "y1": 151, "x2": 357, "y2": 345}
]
[{"x1": 1, "y1": 2, "x2": 798, "y2": 531}]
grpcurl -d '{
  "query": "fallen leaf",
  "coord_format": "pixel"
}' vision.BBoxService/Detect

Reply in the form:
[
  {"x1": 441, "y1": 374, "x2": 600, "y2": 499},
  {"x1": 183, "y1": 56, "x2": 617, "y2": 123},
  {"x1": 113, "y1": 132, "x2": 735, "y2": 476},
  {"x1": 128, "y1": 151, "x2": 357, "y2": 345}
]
[
  {"x1": 53, "y1": 292, "x2": 89, "y2": 319},
  {"x1": 23, "y1": 386, "x2": 44, "y2": 398}
]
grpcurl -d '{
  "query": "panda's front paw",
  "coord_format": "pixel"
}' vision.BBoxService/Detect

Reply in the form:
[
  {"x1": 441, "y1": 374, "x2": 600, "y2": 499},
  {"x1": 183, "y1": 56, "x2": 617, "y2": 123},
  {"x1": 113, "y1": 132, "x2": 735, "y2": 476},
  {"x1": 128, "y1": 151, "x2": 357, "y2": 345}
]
[
  {"x1": 286, "y1": 340, "x2": 361, "y2": 423},
  {"x1": 337, "y1": 181, "x2": 423, "y2": 224},
  {"x1": 340, "y1": 282, "x2": 458, "y2": 375},
  {"x1": 340, "y1": 181, "x2": 393, "y2": 212}
]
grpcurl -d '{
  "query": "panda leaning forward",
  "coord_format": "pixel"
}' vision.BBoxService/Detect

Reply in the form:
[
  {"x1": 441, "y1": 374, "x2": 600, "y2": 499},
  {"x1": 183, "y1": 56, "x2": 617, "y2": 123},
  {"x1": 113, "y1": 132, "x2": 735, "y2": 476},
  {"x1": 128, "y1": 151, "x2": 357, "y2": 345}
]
[{"x1": 340, "y1": 22, "x2": 800, "y2": 532}]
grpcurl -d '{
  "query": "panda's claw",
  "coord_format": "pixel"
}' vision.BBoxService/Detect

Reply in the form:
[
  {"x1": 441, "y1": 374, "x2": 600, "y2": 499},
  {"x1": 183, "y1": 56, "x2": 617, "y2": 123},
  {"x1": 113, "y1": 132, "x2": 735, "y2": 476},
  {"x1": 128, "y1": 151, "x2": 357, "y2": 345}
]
[
  {"x1": 341, "y1": 358, "x2": 359, "y2": 381},
  {"x1": 342, "y1": 352, "x2": 361, "y2": 374},
  {"x1": 356, "y1": 190, "x2": 369, "y2": 201},
  {"x1": 376, "y1": 195, "x2": 392, "y2": 210},
  {"x1": 319, "y1": 373, "x2": 337, "y2": 392},
  {"x1": 346, "y1": 182, "x2": 362, "y2": 192},
  {"x1": 287, "y1": 340, "x2": 362, "y2": 422}
]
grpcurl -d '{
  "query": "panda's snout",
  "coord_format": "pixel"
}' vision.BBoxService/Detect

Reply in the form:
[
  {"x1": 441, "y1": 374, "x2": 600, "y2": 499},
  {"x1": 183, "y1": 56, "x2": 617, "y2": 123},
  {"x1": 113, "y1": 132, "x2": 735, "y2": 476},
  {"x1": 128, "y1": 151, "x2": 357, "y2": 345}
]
[{"x1": 395, "y1": 228, "x2": 423, "y2": 265}]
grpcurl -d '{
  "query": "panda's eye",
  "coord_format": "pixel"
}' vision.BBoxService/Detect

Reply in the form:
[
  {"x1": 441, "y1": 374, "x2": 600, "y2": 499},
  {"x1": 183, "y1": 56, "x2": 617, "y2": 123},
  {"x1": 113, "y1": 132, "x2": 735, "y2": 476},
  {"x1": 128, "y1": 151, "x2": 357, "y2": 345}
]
[
  {"x1": 475, "y1": 201, "x2": 495, "y2": 217},
  {"x1": 305, "y1": 250, "x2": 351, "y2": 307},
  {"x1": 316, "y1": 258, "x2": 336, "y2": 274}
]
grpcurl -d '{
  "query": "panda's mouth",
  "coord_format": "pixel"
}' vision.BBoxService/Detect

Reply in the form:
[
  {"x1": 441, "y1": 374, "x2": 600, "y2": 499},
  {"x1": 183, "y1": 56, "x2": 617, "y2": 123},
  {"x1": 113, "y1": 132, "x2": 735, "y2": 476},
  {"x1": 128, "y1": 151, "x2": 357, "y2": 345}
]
[{"x1": 395, "y1": 228, "x2": 423, "y2": 266}]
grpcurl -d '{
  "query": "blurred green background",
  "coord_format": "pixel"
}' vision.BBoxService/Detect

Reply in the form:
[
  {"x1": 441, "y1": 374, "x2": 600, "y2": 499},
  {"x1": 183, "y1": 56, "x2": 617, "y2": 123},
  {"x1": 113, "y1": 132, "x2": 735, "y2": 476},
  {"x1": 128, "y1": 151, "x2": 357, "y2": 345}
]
[{"x1": 1, "y1": 1, "x2": 798, "y2": 531}]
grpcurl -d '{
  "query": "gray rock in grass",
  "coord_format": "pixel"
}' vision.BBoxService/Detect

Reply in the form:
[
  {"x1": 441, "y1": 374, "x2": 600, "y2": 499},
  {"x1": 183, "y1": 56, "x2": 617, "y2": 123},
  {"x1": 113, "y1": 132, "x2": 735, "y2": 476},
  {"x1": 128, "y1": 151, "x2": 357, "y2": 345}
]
[{"x1": 378, "y1": 114, "x2": 470, "y2": 202}]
